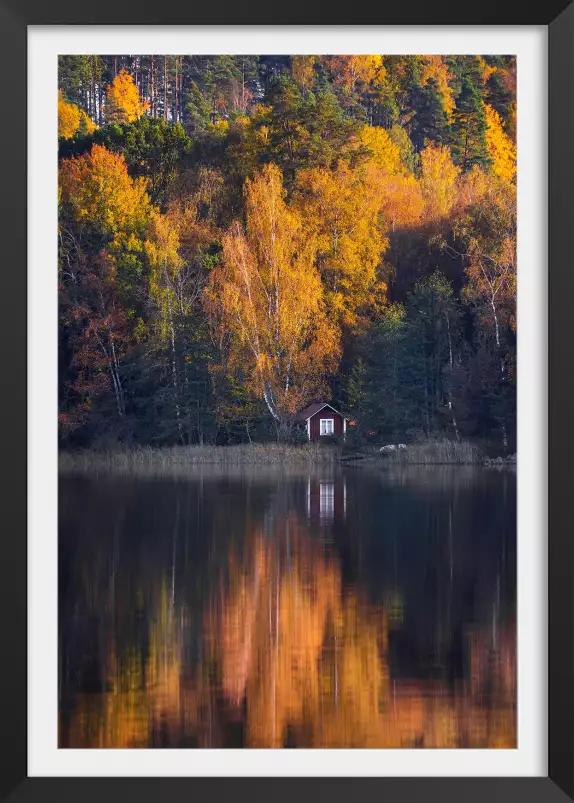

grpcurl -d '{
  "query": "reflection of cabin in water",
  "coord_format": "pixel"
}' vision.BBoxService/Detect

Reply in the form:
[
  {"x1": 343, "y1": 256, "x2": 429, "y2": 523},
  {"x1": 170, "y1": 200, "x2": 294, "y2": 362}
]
[
  {"x1": 296, "y1": 402, "x2": 348, "y2": 442},
  {"x1": 307, "y1": 477, "x2": 347, "y2": 523}
]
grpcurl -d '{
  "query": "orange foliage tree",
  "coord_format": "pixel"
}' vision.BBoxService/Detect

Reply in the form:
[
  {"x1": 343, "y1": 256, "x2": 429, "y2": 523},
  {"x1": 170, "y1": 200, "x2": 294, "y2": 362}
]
[
  {"x1": 205, "y1": 163, "x2": 340, "y2": 426},
  {"x1": 106, "y1": 69, "x2": 150, "y2": 123},
  {"x1": 59, "y1": 145, "x2": 152, "y2": 422},
  {"x1": 377, "y1": 172, "x2": 424, "y2": 235}
]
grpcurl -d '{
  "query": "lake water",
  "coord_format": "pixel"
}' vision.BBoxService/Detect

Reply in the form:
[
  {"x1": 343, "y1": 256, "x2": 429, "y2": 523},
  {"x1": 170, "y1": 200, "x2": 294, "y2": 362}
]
[{"x1": 59, "y1": 465, "x2": 516, "y2": 748}]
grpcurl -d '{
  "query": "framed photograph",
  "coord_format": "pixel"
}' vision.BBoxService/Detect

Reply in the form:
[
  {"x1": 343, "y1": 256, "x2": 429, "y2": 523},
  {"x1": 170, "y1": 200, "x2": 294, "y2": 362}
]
[{"x1": 1, "y1": 2, "x2": 572, "y2": 802}]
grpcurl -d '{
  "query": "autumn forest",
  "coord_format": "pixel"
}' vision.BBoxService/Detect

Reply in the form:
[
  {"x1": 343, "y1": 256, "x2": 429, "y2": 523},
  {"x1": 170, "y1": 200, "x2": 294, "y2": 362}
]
[{"x1": 58, "y1": 55, "x2": 517, "y2": 451}]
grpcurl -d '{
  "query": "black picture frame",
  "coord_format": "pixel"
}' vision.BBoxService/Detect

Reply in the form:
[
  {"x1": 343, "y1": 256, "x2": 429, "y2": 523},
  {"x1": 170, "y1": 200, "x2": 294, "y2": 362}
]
[{"x1": 1, "y1": 3, "x2": 571, "y2": 802}]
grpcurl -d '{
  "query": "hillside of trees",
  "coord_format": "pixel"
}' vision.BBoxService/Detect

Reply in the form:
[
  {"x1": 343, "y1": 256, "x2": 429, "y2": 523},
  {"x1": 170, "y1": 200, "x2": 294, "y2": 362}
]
[{"x1": 58, "y1": 55, "x2": 517, "y2": 451}]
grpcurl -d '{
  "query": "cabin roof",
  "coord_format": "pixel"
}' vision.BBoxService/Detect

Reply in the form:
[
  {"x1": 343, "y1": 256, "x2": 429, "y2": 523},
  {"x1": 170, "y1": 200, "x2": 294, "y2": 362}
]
[{"x1": 296, "y1": 402, "x2": 347, "y2": 422}]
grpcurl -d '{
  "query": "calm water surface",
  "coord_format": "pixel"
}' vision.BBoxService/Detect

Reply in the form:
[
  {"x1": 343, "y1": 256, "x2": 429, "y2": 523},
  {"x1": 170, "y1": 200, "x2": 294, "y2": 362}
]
[{"x1": 59, "y1": 466, "x2": 516, "y2": 748}]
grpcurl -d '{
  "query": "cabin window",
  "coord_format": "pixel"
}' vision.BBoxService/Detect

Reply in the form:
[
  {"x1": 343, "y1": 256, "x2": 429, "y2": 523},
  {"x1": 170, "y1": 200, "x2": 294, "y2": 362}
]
[{"x1": 320, "y1": 418, "x2": 334, "y2": 435}]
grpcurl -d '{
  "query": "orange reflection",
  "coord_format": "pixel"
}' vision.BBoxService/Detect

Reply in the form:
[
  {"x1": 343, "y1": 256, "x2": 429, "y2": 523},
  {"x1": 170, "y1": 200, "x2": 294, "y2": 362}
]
[{"x1": 61, "y1": 517, "x2": 515, "y2": 749}]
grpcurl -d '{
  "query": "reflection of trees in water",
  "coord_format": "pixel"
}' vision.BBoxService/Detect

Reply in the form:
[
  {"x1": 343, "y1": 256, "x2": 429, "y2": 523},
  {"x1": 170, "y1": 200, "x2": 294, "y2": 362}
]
[
  {"x1": 208, "y1": 519, "x2": 389, "y2": 747},
  {"x1": 61, "y1": 510, "x2": 515, "y2": 749},
  {"x1": 62, "y1": 578, "x2": 184, "y2": 748}
]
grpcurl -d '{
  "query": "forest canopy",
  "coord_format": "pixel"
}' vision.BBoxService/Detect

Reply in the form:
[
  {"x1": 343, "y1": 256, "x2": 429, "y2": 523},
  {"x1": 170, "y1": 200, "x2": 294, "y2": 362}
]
[{"x1": 58, "y1": 54, "x2": 517, "y2": 450}]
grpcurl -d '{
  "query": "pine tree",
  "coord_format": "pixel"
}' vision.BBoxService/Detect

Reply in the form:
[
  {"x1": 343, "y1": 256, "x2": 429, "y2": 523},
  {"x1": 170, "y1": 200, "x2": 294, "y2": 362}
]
[
  {"x1": 449, "y1": 77, "x2": 491, "y2": 172},
  {"x1": 409, "y1": 79, "x2": 449, "y2": 152},
  {"x1": 345, "y1": 357, "x2": 368, "y2": 431},
  {"x1": 485, "y1": 69, "x2": 514, "y2": 129}
]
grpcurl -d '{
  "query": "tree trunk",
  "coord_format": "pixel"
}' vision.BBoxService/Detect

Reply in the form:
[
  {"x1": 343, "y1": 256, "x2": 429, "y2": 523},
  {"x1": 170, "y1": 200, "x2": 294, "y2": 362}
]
[
  {"x1": 164, "y1": 56, "x2": 168, "y2": 121},
  {"x1": 422, "y1": 332, "x2": 430, "y2": 436},
  {"x1": 108, "y1": 333, "x2": 125, "y2": 417},
  {"x1": 263, "y1": 381, "x2": 280, "y2": 422},
  {"x1": 164, "y1": 269, "x2": 184, "y2": 443},
  {"x1": 445, "y1": 314, "x2": 460, "y2": 442},
  {"x1": 108, "y1": 357, "x2": 123, "y2": 418},
  {"x1": 100, "y1": 339, "x2": 123, "y2": 419},
  {"x1": 150, "y1": 56, "x2": 155, "y2": 118},
  {"x1": 169, "y1": 318, "x2": 183, "y2": 443},
  {"x1": 174, "y1": 56, "x2": 179, "y2": 123},
  {"x1": 491, "y1": 296, "x2": 508, "y2": 451}
]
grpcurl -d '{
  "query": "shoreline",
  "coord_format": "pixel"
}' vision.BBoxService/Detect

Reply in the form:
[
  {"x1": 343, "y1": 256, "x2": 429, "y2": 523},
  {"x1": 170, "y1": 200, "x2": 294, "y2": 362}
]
[{"x1": 59, "y1": 440, "x2": 516, "y2": 475}]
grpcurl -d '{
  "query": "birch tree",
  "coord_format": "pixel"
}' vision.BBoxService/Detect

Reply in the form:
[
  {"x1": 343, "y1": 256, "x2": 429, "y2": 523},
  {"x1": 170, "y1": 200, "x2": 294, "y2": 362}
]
[
  {"x1": 456, "y1": 174, "x2": 516, "y2": 448},
  {"x1": 294, "y1": 160, "x2": 388, "y2": 330},
  {"x1": 205, "y1": 163, "x2": 340, "y2": 428}
]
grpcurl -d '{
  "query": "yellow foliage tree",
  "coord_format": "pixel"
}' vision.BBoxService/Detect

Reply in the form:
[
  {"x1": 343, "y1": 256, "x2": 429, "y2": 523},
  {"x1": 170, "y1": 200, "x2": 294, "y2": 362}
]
[
  {"x1": 421, "y1": 56, "x2": 455, "y2": 119},
  {"x1": 145, "y1": 199, "x2": 213, "y2": 341},
  {"x1": 146, "y1": 210, "x2": 186, "y2": 331},
  {"x1": 327, "y1": 55, "x2": 384, "y2": 94},
  {"x1": 359, "y1": 125, "x2": 402, "y2": 174},
  {"x1": 358, "y1": 127, "x2": 425, "y2": 238},
  {"x1": 144, "y1": 192, "x2": 216, "y2": 440},
  {"x1": 477, "y1": 56, "x2": 497, "y2": 84},
  {"x1": 205, "y1": 163, "x2": 340, "y2": 424},
  {"x1": 58, "y1": 90, "x2": 97, "y2": 139},
  {"x1": 294, "y1": 161, "x2": 388, "y2": 329},
  {"x1": 456, "y1": 164, "x2": 491, "y2": 210},
  {"x1": 485, "y1": 103, "x2": 517, "y2": 183},
  {"x1": 457, "y1": 174, "x2": 517, "y2": 335},
  {"x1": 145, "y1": 208, "x2": 188, "y2": 440},
  {"x1": 59, "y1": 144, "x2": 151, "y2": 253},
  {"x1": 80, "y1": 109, "x2": 98, "y2": 136},
  {"x1": 106, "y1": 69, "x2": 150, "y2": 124},
  {"x1": 420, "y1": 142, "x2": 461, "y2": 219},
  {"x1": 291, "y1": 56, "x2": 317, "y2": 89},
  {"x1": 58, "y1": 90, "x2": 81, "y2": 139}
]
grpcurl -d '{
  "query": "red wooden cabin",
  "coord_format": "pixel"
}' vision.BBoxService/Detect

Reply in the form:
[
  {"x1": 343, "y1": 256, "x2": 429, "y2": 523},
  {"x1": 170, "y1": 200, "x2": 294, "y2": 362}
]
[{"x1": 296, "y1": 402, "x2": 348, "y2": 442}]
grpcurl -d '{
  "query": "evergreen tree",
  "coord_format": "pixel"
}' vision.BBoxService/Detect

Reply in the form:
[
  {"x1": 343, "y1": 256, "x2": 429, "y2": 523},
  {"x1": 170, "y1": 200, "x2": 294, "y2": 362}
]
[
  {"x1": 59, "y1": 117, "x2": 192, "y2": 204},
  {"x1": 185, "y1": 56, "x2": 260, "y2": 132},
  {"x1": 344, "y1": 357, "x2": 368, "y2": 435},
  {"x1": 485, "y1": 69, "x2": 513, "y2": 128},
  {"x1": 409, "y1": 78, "x2": 448, "y2": 152},
  {"x1": 306, "y1": 88, "x2": 356, "y2": 169},
  {"x1": 449, "y1": 77, "x2": 491, "y2": 171},
  {"x1": 265, "y1": 75, "x2": 311, "y2": 179},
  {"x1": 363, "y1": 304, "x2": 425, "y2": 440}
]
